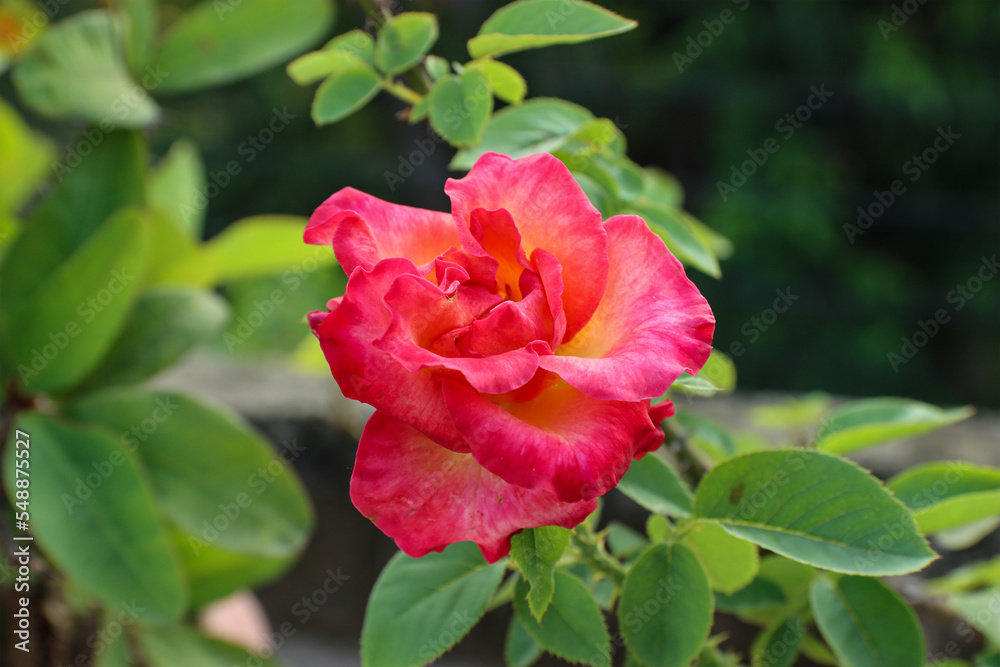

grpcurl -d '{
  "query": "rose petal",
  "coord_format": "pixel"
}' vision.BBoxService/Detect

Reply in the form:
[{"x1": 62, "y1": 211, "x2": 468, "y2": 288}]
[
  {"x1": 530, "y1": 248, "x2": 568, "y2": 348},
  {"x1": 539, "y1": 215, "x2": 714, "y2": 402},
  {"x1": 314, "y1": 258, "x2": 468, "y2": 452},
  {"x1": 442, "y1": 379, "x2": 662, "y2": 502},
  {"x1": 350, "y1": 411, "x2": 596, "y2": 562},
  {"x1": 458, "y1": 271, "x2": 554, "y2": 356},
  {"x1": 445, "y1": 153, "x2": 608, "y2": 339},
  {"x1": 375, "y1": 273, "x2": 548, "y2": 394},
  {"x1": 634, "y1": 400, "x2": 675, "y2": 458},
  {"x1": 460, "y1": 207, "x2": 531, "y2": 300},
  {"x1": 305, "y1": 187, "x2": 460, "y2": 271}
]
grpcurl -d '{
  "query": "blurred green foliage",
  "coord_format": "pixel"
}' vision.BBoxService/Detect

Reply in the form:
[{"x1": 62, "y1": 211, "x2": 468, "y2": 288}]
[{"x1": 62, "y1": 0, "x2": 991, "y2": 405}]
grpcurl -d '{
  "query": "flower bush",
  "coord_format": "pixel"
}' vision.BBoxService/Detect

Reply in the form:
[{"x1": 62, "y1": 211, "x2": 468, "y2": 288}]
[{"x1": 0, "y1": 1, "x2": 996, "y2": 667}]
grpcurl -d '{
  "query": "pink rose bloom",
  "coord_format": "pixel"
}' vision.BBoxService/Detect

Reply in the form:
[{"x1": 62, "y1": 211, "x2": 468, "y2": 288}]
[{"x1": 306, "y1": 152, "x2": 714, "y2": 562}]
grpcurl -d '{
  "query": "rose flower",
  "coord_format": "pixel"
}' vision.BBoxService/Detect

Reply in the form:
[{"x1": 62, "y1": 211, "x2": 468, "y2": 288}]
[{"x1": 306, "y1": 152, "x2": 714, "y2": 562}]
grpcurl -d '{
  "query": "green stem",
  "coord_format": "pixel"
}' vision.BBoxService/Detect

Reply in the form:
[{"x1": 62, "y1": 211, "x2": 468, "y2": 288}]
[
  {"x1": 382, "y1": 80, "x2": 423, "y2": 105},
  {"x1": 664, "y1": 418, "x2": 708, "y2": 486},
  {"x1": 571, "y1": 529, "x2": 625, "y2": 585},
  {"x1": 486, "y1": 572, "x2": 517, "y2": 612}
]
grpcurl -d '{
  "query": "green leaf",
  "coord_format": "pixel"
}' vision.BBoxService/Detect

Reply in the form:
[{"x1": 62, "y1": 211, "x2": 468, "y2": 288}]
[
  {"x1": 671, "y1": 348, "x2": 739, "y2": 398},
  {"x1": 750, "y1": 555, "x2": 818, "y2": 616},
  {"x1": 701, "y1": 349, "x2": 737, "y2": 393},
  {"x1": 408, "y1": 95, "x2": 429, "y2": 123},
  {"x1": 715, "y1": 577, "x2": 787, "y2": 613},
  {"x1": 570, "y1": 154, "x2": 643, "y2": 204},
  {"x1": 951, "y1": 588, "x2": 1000, "y2": 644},
  {"x1": 646, "y1": 515, "x2": 672, "y2": 543},
  {"x1": 288, "y1": 48, "x2": 368, "y2": 86},
  {"x1": 118, "y1": 0, "x2": 157, "y2": 74},
  {"x1": 810, "y1": 576, "x2": 925, "y2": 667},
  {"x1": 670, "y1": 373, "x2": 723, "y2": 397},
  {"x1": 752, "y1": 393, "x2": 831, "y2": 430},
  {"x1": 141, "y1": 625, "x2": 281, "y2": 667},
  {"x1": 468, "y1": 0, "x2": 637, "y2": 59},
  {"x1": 928, "y1": 554, "x2": 1000, "y2": 594},
  {"x1": 814, "y1": 398, "x2": 974, "y2": 455},
  {"x1": 148, "y1": 139, "x2": 206, "y2": 237},
  {"x1": 170, "y1": 525, "x2": 295, "y2": 609},
  {"x1": 799, "y1": 634, "x2": 838, "y2": 666},
  {"x1": 145, "y1": 211, "x2": 213, "y2": 287},
  {"x1": 374, "y1": 12, "x2": 438, "y2": 76},
  {"x1": 752, "y1": 617, "x2": 805, "y2": 667},
  {"x1": 450, "y1": 97, "x2": 593, "y2": 170},
  {"x1": 628, "y1": 203, "x2": 721, "y2": 278},
  {"x1": 935, "y1": 516, "x2": 1000, "y2": 551},
  {"x1": 311, "y1": 62, "x2": 382, "y2": 125},
  {"x1": 510, "y1": 526, "x2": 570, "y2": 621},
  {"x1": 12, "y1": 11, "x2": 160, "y2": 127},
  {"x1": 681, "y1": 521, "x2": 759, "y2": 594},
  {"x1": 361, "y1": 543, "x2": 505, "y2": 667},
  {"x1": 558, "y1": 118, "x2": 627, "y2": 164},
  {"x1": 424, "y1": 54, "x2": 451, "y2": 80},
  {"x1": 505, "y1": 614, "x2": 542, "y2": 667},
  {"x1": 616, "y1": 453, "x2": 693, "y2": 517},
  {"x1": 573, "y1": 171, "x2": 615, "y2": 216},
  {"x1": 3, "y1": 413, "x2": 184, "y2": 622},
  {"x1": 673, "y1": 412, "x2": 737, "y2": 465},
  {"x1": 65, "y1": 390, "x2": 312, "y2": 557},
  {"x1": 93, "y1": 613, "x2": 132, "y2": 667},
  {"x1": 693, "y1": 450, "x2": 937, "y2": 575},
  {"x1": 697, "y1": 645, "x2": 744, "y2": 667},
  {"x1": 687, "y1": 213, "x2": 734, "y2": 261},
  {"x1": 467, "y1": 58, "x2": 527, "y2": 104},
  {"x1": 0, "y1": 207, "x2": 151, "y2": 393},
  {"x1": 619, "y1": 543, "x2": 713, "y2": 667},
  {"x1": 640, "y1": 167, "x2": 684, "y2": 208},
  {"x1": 428, "y1": 70, "x2": 493, "y2": 147},
  {"x1": 0, "y1": 97, "x2": 54, "y2": 215},
  {"x1": 979, "y1": 654, "x2": 1000, "y2": 667},
  {"x1": 607, "y1": 521, "x2": 648, "y2": 556},
  {"x1": 156, "y1": 0, "x2": 334, "y2": 94},
  {"x1": 203, "y1": 215, "x2": 337, "y2": 282},
  {"x1": 26, "y1": 130, "x2": 147, "y2": 252},
  {"x1": 323, "y1": 29, "x2": 375, "y2": 66},
  {"x1": 514, "y1": 571, "x2": 610, "y2": 667},
  {"x1": 980, "y1": 654, "x2": 1000, "y2": 667},
  {"x1": 888, "y1": 462, "x2": 1000, "y2": 534},
  {"x1": 71, "y1": 287, "x2": 229, "y2": 392}
]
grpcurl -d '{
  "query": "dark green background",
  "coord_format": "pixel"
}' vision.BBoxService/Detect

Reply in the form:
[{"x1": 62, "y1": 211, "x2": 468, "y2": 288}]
[{"x1": 12, "y1": 0, "x2": 999, "y2": 407}]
